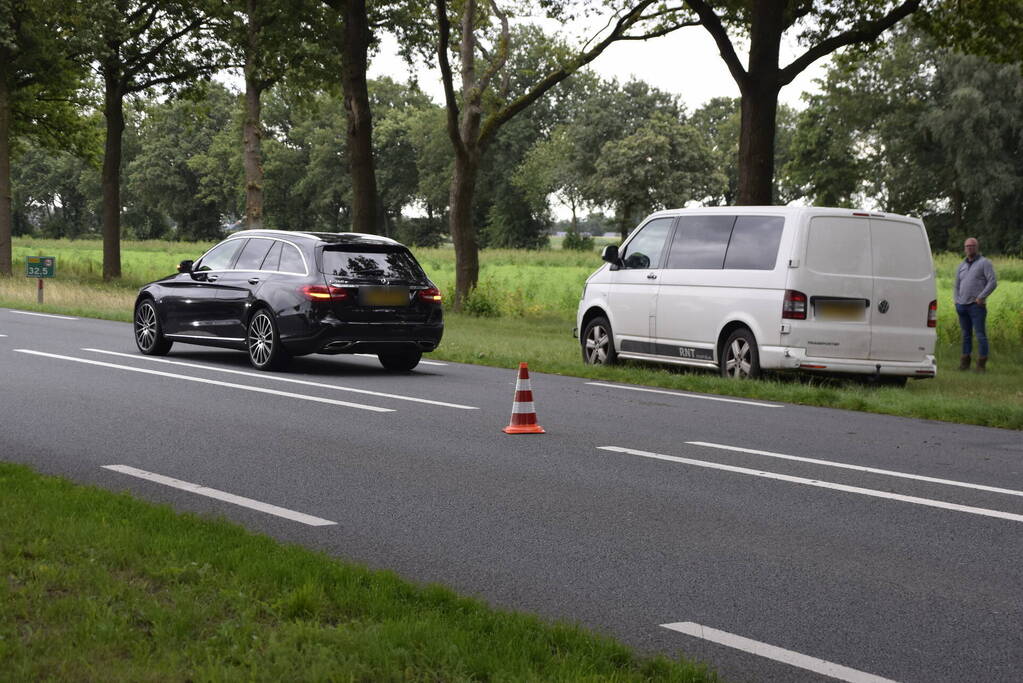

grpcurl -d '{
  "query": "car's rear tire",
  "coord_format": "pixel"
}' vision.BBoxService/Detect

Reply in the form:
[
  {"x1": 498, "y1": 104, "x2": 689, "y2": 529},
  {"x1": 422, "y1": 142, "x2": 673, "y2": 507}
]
[
  {"x1": 582, "y1": 316, "x2": 617, "y2": 365},
  {"x1": 378, "y1": 349, "x2": 422, "y2": 372},
  {"x1": 134, "y1": 299, "x2": 173, "y2": 356},
  {"x1": 247, "y1": 309, "x2": 290, "y2": 371},
  {"x1": 720, "y1": 328, "x2": 761, "y2": 379}
]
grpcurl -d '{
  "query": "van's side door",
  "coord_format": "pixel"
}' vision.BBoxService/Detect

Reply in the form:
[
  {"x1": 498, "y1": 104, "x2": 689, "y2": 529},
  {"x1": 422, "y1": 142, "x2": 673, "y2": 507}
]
[
  {"x1": 792, "y1": 215, "x2": 873, "y2": 359},
  {"x1": 607, "y1": 217, "x2": 674, "y2": 351},
  {"x1": 654, "y1": 214, "x2": 737, "y2": 361},
  {"x1": 867, "y1": 218, "x2": 936, "y2": 361}
]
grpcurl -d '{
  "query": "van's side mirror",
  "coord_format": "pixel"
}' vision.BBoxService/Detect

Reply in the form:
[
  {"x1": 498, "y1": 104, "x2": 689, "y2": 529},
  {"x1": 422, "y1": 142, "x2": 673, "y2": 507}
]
[
  {"x1": 601, "y1": 245, "x2": 622, "y2": 270},
  {"x1": 177, "y1": 259, "x2": 194, "y2": 274}
]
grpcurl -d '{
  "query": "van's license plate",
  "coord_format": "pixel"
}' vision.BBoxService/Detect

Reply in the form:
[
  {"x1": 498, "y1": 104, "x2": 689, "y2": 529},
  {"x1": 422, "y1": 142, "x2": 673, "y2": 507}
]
[
  {"x1": 815, "y1": 299, "x2": 866, "y2": 322},
  {"x1": 360, "y1": 286, "x2": 409, "y2": 307}
]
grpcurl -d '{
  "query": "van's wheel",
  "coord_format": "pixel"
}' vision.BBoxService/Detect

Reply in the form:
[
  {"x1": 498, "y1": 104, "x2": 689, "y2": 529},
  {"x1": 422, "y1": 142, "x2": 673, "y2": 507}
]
[
  {"x1": 379, "y1": 349, "x2": 422, "y2": 372},
  {"x1": 721, "y1": 328, "x2": 761, "y2": 379},
  {"x1": 247, "y1": 309, "x2": 290, "y2": 371},
  {"x1": 582, "y1": 316, "x2": 617, "y2": 365},
  {"x1": 134, "y1": 299, "x2": 173, "y2": 356}
]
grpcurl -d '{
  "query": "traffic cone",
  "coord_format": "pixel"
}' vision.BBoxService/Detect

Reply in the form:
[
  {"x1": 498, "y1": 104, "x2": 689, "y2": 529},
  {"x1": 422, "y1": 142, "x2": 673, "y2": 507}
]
[{"x1": 503, "y1": 362, "x2": 545, "y2": 434}]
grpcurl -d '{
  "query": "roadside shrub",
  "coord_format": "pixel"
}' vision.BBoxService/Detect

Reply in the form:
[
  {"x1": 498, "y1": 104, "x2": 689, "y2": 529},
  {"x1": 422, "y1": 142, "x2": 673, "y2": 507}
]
[
  {"x1": 462, "y1": 279, "x2": 501, "y2": 317},
  {"x1": 562, "y1": 230, "x2": 594, "y2": 251}
]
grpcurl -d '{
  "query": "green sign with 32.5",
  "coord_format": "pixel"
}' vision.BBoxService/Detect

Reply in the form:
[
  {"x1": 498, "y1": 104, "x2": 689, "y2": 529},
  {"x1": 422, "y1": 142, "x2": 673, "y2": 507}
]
[{"x1": 26, "y1": 256, "x2": 56, "y2": 278}]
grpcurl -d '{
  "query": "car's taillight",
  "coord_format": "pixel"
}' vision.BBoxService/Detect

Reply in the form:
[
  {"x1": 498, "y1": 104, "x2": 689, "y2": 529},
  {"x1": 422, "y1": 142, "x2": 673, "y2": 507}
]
[
  {"x1": 417, "y1": 286, "x2": 442, "y2": 303},
  {"x1": 927, "y1": 299, "x2": 937, "y2": 327},
  {"x1": 782, "y1": 290, "x2": 807, "y2": 320},
  {"x1": 300, "y1": 285, "x2": 351, "y2": 301}
]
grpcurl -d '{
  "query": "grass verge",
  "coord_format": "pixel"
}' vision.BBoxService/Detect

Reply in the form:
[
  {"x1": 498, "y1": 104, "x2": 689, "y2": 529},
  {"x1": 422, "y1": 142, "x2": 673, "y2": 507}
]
[{"x1": 0, "y1": 462, "x2": 716, "y2": 681}]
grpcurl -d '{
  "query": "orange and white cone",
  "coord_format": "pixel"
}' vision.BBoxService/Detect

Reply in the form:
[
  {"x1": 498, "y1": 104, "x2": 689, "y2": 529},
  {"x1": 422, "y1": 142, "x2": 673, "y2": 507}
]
[{"x1": 503, "y1": 362, "x2": 545, "y2": 434}]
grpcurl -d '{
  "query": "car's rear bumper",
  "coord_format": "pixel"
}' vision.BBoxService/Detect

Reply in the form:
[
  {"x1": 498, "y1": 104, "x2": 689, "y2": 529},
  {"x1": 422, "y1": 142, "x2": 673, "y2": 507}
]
[
  {"x1": 283, "y1": 320, "x2": 444, "y2": 356},
  {"x1": 761, "y1": 345, "x2": 937, "y2": 378}
]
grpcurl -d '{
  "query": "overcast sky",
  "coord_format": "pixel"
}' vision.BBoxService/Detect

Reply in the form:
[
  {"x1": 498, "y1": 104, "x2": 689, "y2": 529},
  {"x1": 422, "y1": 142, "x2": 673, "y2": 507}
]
[{"x1": 368, "y1": 19, "x2": 829, "y2": 112}]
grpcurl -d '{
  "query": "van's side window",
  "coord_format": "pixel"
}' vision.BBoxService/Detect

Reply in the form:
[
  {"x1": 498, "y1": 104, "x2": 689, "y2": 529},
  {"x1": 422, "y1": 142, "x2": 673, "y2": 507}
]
[
  {"x1": 621, "y1": 218, "x2": 673, "y2": 269},
  {"x1": 724, "y1": 216, "x2": 784, "y2": 270},
  {"x1": 665, "y1": 215, "x2": 735, "y2": 269}
]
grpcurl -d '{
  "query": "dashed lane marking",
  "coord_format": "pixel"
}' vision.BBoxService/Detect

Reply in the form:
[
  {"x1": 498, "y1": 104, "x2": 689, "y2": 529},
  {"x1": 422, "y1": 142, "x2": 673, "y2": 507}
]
[
  {"x1": 8, "y1": 310, "x2": 78, "y2": 320},
  {"x1": 83, "y1": 348, "x2": 476, "y2": 410},
  {"x1": 15, "y1": 349, "x2": 393, "y2": 412},
  {"x1": 587, "y1": 382, "x2": 782, "y2": 408},
  {"x1": 689, "y1": 440, "x2": 1023, "y2": 498},
  {"x1": 599, "y1": 446, "x2": 1023, "y2": 524},
  {"x1": 661, "y1": 622, "x2": 897, "y2": 683},
  {"x1": 103, "y1": 465, "x2": 337, "y2": 526}
]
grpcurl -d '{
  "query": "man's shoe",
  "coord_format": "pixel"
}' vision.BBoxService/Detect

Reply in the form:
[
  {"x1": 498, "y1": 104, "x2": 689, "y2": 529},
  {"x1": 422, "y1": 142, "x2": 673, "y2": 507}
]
[
  {"x1": 975, "y1": 357, "x2": 988, "y2": 373},
  {"x1": 959, "y1": 355, "x2": 971, "y2": 371}
]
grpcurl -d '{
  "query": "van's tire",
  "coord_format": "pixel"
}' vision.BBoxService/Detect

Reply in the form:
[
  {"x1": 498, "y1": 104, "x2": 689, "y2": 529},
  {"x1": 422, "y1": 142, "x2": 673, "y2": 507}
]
[
  {"x1": 582, "y1": 316, "x2": 617, "y2": 365},
  {"x1": 247, "y1": 309, "x2": 291, "y2": 371},
  {"x1": 720, "y1": 328, "x2": 761, "y2": 379}
]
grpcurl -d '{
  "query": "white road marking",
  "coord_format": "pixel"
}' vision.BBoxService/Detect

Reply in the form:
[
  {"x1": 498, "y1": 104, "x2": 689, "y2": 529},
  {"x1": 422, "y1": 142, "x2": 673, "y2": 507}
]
[
  {"x1": 689, "y1": 441, "x2": 1023, "y2": 499},
  {"x1": 102, "y1": 465, "x2": 337, "y2": 526},
  {"x1": 586, "y1": 382, "x2": 782, "y2": 408},
  {"x1": 599, "y1": 446, "x2": 1023, "y2": 524},
  {"x1": 661, "y1": 622, "x2": 897, "y2": 683},
  {"x1": 15, "y1": 349, "x2": 393, "y2": 413},
  {"x1": 83, "y1": 348, "x2": 477, "y2": 410},
  {"x1": 0, "y1": 334, "x2": 7, "y2": 337},
  {"x1": 354, "y1": 352, "x2": 447, "y2": 366},
  {"x1": 8, "y1": 310, "x2": 79, "y2": 320}
]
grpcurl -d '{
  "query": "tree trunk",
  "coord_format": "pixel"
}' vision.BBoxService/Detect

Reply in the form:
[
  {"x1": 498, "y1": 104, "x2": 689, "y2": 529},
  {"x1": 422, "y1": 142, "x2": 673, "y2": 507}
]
[
  {"x1": 242, "y1": 1, "x2": 264, "y2": 231},
  {"x1": 101, "y1": 75, "x2": 125, "y2": 280},
  {"x1": 736, "y1": 0, "x2": 784, "y2": 206},
  {"x1": 0, "y1": 70, "x2": 12, "y2": 276},
  {"x1": 449, "y1": 150, "x2": 479, "y2": 308},
  {"x1": 340, "y1": 0, "x2": 378, "y2": 233}
]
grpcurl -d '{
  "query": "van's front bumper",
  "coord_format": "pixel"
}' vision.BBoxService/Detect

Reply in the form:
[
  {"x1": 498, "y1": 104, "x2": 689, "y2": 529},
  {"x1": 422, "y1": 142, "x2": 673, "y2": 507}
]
[{"x1": 761, "y1": 346, "x2": 937, "y2": 378}]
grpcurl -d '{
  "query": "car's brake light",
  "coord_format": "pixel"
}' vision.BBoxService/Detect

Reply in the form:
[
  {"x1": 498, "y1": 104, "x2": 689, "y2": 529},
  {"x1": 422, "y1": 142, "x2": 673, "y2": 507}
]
[
  {"x1": 300, "y1": 285, "x2": 351, "y2": 301},
  {"x1": 927, "y1": 300, "x2": 937, "y2": 327},
  {"x1": 417, "y1": 286, "x2": 442, "y2": 303},
  {"x1": 782, "y1": 290, "x2": 807, "y2": 320}
]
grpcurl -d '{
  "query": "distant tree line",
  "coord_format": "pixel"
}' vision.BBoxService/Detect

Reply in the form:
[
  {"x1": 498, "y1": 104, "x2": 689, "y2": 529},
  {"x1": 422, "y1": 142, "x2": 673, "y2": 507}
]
[{"x1": 2, "y1": 0, "x2": 1021, "y2": 305}]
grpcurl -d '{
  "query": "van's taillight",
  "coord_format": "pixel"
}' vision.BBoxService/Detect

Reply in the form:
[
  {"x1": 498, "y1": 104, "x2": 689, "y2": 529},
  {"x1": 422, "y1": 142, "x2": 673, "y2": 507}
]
[
  {"x1": 300, "y1": 285, "x2": 351, "y2": 301},
  {"x1": 417, "y1": 287, "x2": 442, "y2": 303},
  {"x1": 927, "y1": 300, "x2": 937, "y2": 327},
  {"x1": 782, "y1": 290, "x2": 807, "y2": 320}
]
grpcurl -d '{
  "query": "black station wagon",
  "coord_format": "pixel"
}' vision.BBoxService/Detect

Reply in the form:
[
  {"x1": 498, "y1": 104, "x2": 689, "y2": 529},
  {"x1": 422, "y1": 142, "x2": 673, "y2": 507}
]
[{"x1": 133, "y1": 230, "x2": 443, "y2": 371}]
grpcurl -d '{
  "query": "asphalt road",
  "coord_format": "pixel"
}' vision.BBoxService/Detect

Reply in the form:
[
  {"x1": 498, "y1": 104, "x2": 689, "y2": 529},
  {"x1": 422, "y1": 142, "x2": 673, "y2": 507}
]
[{"x1": 2, "y1": 307, "x2": 1022, "y2": 682}]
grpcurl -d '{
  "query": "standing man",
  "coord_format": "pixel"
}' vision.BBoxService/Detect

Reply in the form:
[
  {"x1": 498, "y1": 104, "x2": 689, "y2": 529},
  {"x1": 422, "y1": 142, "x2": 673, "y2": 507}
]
[{"x1": 954, "y1": 237, "x2": 998, "y2": 372}]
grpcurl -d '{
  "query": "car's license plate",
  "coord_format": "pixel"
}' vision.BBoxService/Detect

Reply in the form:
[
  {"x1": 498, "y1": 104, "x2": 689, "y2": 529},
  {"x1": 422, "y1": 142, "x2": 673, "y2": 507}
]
[
  {"x1": 360, "y1": 286, "x2": 409, "y2": 307},
  {"x1": 815, "y1": 299, "x2": 866, "y2": 321}
]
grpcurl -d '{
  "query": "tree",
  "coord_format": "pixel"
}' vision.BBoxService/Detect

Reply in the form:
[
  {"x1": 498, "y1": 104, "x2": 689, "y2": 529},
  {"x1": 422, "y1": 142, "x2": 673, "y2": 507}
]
[
  {"x1": 680, "y1": 0, "x2": 922, "y2": 205},
  {"x1": 0, "y1": 0, "x2": 89, "y2": 274},
  {"x1": 81, "y1": 0, "x2": 222, "y2": 279},
  {"x1": 435, "y1": 0, "x2": 698, "y2": 307}
]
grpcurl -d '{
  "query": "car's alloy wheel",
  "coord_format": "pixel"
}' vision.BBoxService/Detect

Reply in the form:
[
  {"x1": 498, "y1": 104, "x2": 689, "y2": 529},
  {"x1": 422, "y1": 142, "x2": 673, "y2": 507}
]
[
  {"x1": 247, "y1": 310, "x2": 289, "y2": 370},
  {"x1": 582, "y1": 316, "x2": 617, "y2": 365},
  {"x1": 134, "y1": 300, "x2": 172, "y2": 355},
  {"x1": 378, "y1": 349, "x2": 422, "y2": 372},
  {"x1": 721, "y1": 328, "x2": 760, "y2": 379}
]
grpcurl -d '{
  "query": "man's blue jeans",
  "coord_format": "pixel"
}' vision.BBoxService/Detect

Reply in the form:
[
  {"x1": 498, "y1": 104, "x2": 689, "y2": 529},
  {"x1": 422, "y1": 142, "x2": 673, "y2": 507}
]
[{"x1": 956, "y1": 302, "x2": 989, "y2": 357}]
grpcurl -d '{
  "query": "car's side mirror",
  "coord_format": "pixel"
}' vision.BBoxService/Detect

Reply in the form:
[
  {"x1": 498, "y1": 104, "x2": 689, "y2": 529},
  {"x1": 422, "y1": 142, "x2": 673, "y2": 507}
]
[
  {"x1": 177, "y1": 259, "x2": 194, "y2": 274},
  {"x1": 601, "y1": 245, "x2": 622, "y2": 270}
]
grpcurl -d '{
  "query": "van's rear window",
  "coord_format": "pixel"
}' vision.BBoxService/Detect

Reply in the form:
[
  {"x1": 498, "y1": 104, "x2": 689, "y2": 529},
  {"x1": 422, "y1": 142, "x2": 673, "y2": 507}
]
[{"x1": 320, "y1": 246, "x2": 426, "y2": 281}]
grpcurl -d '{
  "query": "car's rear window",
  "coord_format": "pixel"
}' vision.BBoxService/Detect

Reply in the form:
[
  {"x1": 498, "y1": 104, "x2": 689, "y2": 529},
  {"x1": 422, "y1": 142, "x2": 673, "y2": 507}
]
[{"x1": 320, "y1": 246, "x2": 427, "y2": 282}]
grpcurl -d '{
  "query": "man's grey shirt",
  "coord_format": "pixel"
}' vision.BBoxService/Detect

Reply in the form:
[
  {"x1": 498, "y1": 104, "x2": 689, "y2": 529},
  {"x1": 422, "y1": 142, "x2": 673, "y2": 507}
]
[{"x1": 955, "y1": 255, "x2": 997, "y2": 305}]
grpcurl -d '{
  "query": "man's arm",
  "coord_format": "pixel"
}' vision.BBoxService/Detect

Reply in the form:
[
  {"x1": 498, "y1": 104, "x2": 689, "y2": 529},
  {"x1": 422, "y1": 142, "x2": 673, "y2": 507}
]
[{"x1": 977, "y1": 260, "x2": 998, "y2": 303}]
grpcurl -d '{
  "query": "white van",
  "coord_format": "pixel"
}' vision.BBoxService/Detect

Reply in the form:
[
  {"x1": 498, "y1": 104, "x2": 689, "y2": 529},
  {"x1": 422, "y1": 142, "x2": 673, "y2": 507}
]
[{"x1": 576, "y1": 207, "x2": 937, "y2": 383}]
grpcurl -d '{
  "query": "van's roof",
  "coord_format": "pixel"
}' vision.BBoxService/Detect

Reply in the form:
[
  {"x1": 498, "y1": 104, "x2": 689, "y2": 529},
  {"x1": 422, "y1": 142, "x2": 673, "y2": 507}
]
[{"x1": 647, "y1": 206, "x2": 921, "y2": 223}]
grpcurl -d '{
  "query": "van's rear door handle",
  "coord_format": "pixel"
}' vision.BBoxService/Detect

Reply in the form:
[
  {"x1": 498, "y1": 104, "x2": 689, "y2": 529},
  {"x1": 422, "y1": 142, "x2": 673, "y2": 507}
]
[
  {"x1": 646, "y1": 272, "x2": 657, "y2": 280},
  {"x1": 248, "y1": 277, "x2": 261, "y2": 284},
  {"x1": 206, "y1": 274, "x2": 220, "y2": 282}
]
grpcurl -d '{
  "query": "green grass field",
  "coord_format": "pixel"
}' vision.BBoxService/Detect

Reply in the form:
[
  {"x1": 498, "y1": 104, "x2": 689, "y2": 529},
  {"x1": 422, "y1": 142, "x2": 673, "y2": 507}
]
[
  {"x1": 0, "y1": 462, "x2": 716, "y2": 681},
  {"x1": 4, "y1": 237, "x2": 1023, "y2": 429}
]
